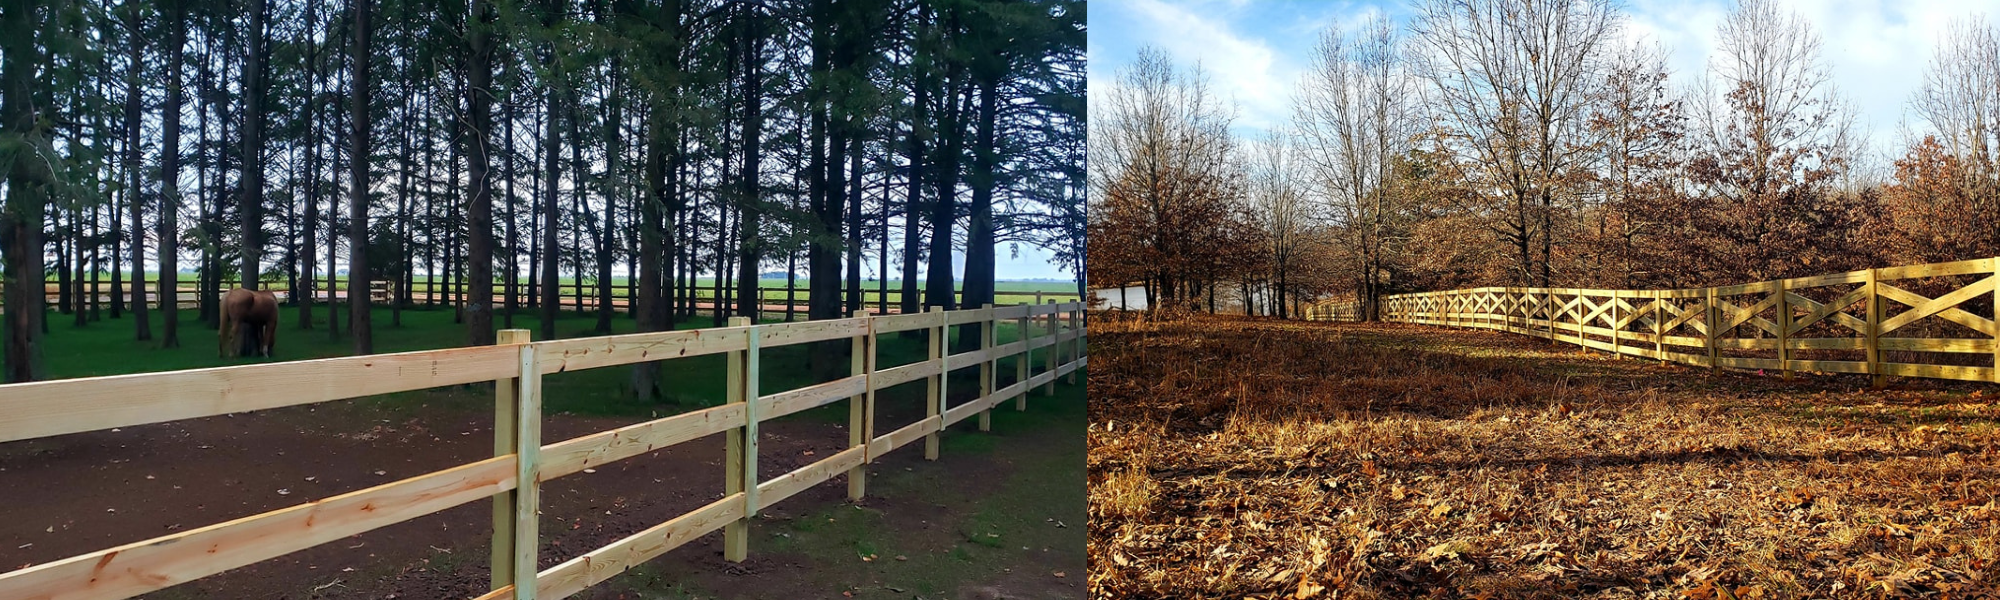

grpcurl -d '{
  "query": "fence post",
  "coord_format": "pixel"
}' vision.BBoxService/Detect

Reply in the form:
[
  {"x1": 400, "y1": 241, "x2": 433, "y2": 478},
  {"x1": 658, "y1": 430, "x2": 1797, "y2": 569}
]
[
  {"x1": 1611, "y1": 291, "x2": 1621, "y2": 357},
  {"x1": 1067, "y1": 303, "x2": 1082, "y2": 384},
  {"x1": 1015, "y1": 304, "x2": 1031, "y2": 411},
  {"x1": 490, "y1": 329, "x2": 533, "y2": 595},
  {"x1": 849, "y1": 309, "x2": 872, "y2": 500},
  {"x1": 1777, "y1": 280, "x2": 1791, "y2": 379},
  {"x1": 1043, "y1": 299, "x2": 1058, "y2": 397},
  {"x1": 508, "y1": 329, "x2": 543, "y2": 597},
  {"x1": 979, "y1": 304, "x2": 995, "y2": 432},
  {"x1": 724, "y1": 315, "x2": 760, "y2": 562},
  {"x1": 1545, "y1": 290, "x2": 1556, "y2": 342},
  {"x1": 1652, "y1": 290, "x2": 1664, "y2": 362},
  {"x1": 1866, "y1": 268, "x2": 1883, "y2": 389},
  {"x1": 1993, "y1": 257, "x2": 1999, "y2": 385},
  {"x1": 1574, "y1": 289, "x2": 1585, "y2": 350},
  {"x1": 925, "y1": 307, "x2": 945, "y2": 461},
  {"x1": 1706, "y1": 287, "x2": 1720, "y2": 373}
]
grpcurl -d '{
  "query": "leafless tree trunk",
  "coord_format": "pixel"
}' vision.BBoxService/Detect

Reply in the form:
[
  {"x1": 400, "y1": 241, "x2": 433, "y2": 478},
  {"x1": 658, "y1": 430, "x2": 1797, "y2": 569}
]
[
  {"x1": 1294, "y1": 16, "x2": 1419, "y2": 318},
  {"x1": 1414, "y1": 0, "x2": 1619, "y2": 286}
]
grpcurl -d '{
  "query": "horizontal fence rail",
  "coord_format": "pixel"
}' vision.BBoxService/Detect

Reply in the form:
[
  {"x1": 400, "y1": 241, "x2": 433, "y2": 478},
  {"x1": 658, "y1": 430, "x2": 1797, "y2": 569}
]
[
  {"x1": 0, "y1": 301, "x2": 1089, "y2": 600},
  {"x1": 1308, "y1": 258, "x2": 2000, "y2": 386}
]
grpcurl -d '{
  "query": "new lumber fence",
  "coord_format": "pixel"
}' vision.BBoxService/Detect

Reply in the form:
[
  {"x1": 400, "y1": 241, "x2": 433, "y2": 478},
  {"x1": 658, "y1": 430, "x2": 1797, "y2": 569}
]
[
  {"x1": 1308, "y1": 258, "x2": 2000, "y2": 386},
  {"x1": 0, "y1": 300, "x2": 1089, "y2": 600}
]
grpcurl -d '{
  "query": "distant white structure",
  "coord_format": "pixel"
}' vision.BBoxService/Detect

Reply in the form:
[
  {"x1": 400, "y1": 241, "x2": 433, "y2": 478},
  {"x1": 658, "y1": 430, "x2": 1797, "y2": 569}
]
[{"x1": 1091, "y1": 284, "x2": 1148, "y2": 311}]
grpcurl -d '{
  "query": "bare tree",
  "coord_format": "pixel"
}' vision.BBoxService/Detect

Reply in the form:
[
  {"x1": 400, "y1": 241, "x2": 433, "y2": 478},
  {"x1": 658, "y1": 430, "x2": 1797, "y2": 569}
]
[
  {"x1": 1580, "y1": 42, "x2": 1687, "y2": 287},
  {"x1": 1684, "y1": 0, "x2": 1859, "y2": 281},
  {"x1": 1086, "y1": 48, "x2": 1249, "y2": 310},
  {"x1": 1912, "y1": 18, "x2": 1999, "y2": 164},
  {"x1": 1294, "y1": 16, "x2": 1420, "y2": 318},
  {"x1": 1413, "y1": 0, "x2": 1621, "y2": 286},
  {"x1": 1906, "y1": 17, "x2": 2000, "y2": 254},
  {"x1": 1245, "y1": 133, "x2": 1311, "y2": 318}
]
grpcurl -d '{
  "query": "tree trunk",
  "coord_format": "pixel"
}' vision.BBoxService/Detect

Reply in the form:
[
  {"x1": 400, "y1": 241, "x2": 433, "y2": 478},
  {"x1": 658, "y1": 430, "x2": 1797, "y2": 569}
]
[
  {"x1": 844, "y1": 131, "x2": 863, "y2": 315},
  {"x1": 2, "y1": 0, "x2": 47, "y2": 380},
  {"x1": 959, "y1": 70, "x2": 998, "y2": 350},
  {"x1": 158, "y1": 0, "x2": 184, "y2": 348},
  {"x1": 734, "y1": 11, "x2": 763, "y2": 322},
  {"x1": 240, "y1": 0, "x2": 268, "y2": 291},
  {"x1": 465, "y1": 0, "x2": 495, "y2": 346},
  {"x1": 298, "y1": 0, "x2": 320, "y2": 330},
  {"x1": 348, "y1": 0, "x2": 373, "y2": 354},
  {"x1": 539, "y1": 86, "x2": 561, "y2": 341}
]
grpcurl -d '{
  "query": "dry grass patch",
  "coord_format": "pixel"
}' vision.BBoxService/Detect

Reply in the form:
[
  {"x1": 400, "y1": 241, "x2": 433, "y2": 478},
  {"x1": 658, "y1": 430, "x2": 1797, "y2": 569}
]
[{"x1": 1088, "y1": 312, "x2": 2000, "y2": 599}]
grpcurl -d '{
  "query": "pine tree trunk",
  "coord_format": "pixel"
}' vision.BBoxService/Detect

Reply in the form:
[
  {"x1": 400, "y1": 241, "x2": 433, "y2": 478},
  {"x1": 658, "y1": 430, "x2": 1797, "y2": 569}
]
[
  {"x1": 240, "y1": 0, "x2": 268, "y2": 291},
  {"x1": 348, "y1": 0, "x2": 373, "y2": 354},
  {"x1": 465, "y1": 0, "x2": 494, "y2": 345},
  {"x1": 734, "y1": 11, "x2": 763, "y2": 323},
  {"x1": 158, "y1": 0, "x2": 185, "y2": 348}
]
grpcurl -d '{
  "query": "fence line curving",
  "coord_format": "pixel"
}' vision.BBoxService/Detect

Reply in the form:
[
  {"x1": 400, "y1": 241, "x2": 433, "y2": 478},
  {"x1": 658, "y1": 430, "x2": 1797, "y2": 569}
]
[
  {"x1": 1308, "y1": 258, "x2": 2000, "y2": 386},
  {"x1": 0, "y1": 301, "x2": 1088, "y2": 600}
]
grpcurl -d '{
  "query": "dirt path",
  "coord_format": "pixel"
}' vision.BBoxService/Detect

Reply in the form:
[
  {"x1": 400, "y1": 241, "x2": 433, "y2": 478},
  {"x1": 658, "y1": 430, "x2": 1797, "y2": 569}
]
[
  {"x1": 1, "y1": 375, "x2": 1085, "y2": 599},
  {"x1": 1088, "y1": 314, "x2": 2000, "y2": 599}
]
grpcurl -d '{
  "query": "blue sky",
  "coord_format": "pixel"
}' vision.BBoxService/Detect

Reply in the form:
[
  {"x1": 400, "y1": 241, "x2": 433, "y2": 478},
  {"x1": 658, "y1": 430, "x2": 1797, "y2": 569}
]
[{"x1": 1089, "y1": 0, "x2": 1999, "y2": 159}]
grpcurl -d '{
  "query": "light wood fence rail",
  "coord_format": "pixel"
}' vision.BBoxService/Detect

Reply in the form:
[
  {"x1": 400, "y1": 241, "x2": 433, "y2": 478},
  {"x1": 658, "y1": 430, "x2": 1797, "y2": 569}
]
[
  {"x1": 1307, "y1": 258, "x2": 2000, "y2": 386},
  {"x1": 0, "y1": 301, "x2": 1089, "y2": 600}
]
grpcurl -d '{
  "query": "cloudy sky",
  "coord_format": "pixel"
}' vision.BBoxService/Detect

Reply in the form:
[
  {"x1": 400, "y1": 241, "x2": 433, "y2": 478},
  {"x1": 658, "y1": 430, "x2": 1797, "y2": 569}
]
[{"x1": 1088, "y1": 0, "x2": 1998, "y2": 158}]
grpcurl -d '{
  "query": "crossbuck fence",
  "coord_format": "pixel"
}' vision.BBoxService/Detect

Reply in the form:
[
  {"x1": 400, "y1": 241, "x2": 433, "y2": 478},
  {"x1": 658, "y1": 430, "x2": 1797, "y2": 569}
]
[
  {"x1": 0, "y1": 301, "x2": 1088, "y2": 600},
  {"x1": 1308, "y1": 258, "x2": 2000, "y2": 386}
]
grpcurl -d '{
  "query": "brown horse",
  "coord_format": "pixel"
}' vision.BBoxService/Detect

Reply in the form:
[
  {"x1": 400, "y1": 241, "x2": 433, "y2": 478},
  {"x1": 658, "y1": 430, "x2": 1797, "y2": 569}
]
[{"x1": 220, "y1": 288, "x2": 280, "y2": 358}]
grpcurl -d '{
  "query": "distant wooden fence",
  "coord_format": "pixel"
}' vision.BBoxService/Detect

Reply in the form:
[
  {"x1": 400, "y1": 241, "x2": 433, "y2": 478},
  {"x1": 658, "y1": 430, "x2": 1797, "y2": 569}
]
[
  {"x1": 25, "y1": 280, "x2": 1081, "y2": 318},
  {"x1": 0, "y1": 301, "x2": 1089, "y2": 600},
  {"x1": 1308, "y1": 258, "x2": 2000, "y2": 386}
]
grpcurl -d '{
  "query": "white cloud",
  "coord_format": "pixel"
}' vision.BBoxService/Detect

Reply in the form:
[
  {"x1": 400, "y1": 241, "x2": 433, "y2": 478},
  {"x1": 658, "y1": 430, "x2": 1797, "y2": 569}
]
[
  {"x1": 1117, "y1": 0, "x2": 1298, "y2": 131},
  {"x1": 1626, "y1": 0, "x2": 1997, "y2": 157}
]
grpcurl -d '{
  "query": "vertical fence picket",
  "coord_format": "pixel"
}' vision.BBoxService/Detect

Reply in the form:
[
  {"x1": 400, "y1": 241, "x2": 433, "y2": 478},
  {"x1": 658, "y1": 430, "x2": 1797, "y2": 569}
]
[
  {"x1": 1652, "y1": 291, "x2": 1664, "y2": 362},
  {"x1": 925, "y1": 307, "x2": 944, "y2": 461},
  {"x1": 849, "y1": 309, "x2": 872, "y2": 500},
  {"x1": 1015, "y1": 304, "x2": 1031, "y2": 411},
  {"x1": 1866, "y1": 268, "x2": 1883, "y2": 389},
  {"x1": 1067, "y1": 304, "x2": 1082, "y2": 384},
  {"x1": 510, "y1": 329, "x2": 543, "y2": 599},
  {"x1": 1784, "y1": 282, "x2": 1800, "y2": 380},
  {"x1": 490, "y1": 329, "x2": 532, "y2": 594},
  {"x1": 979, "y1": 304, "x2": 995, "y2": 432},
  {"x1": 1043, "y1": 299, "x2": 1058, "y2": 397},
  {"x1": 1706, "y1": 287, "x2": 1720, "y2": 372},
  {"x1": 723, "y1": 315, "x2": 759, "y2": 562}
]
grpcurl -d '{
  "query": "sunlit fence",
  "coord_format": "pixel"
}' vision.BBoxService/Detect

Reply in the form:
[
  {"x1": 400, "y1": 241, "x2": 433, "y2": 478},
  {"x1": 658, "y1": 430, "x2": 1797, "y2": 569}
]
[
  {"x1": 1309, "y1": 258, "x2": 2000, "y2": 385},
  {"x1": 0, "y1": 301, "x2": 1088, "y2": 600}
]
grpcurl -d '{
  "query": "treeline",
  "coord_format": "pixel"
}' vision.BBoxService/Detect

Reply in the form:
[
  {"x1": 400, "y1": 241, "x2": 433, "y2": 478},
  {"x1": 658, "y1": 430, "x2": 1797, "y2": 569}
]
[
  {"x1": 0, "y1": 0, "x2": 1086, "y2": 383},
  {"x1": 1087, "y1": 0, "x2": 2000, "y2": 319}
]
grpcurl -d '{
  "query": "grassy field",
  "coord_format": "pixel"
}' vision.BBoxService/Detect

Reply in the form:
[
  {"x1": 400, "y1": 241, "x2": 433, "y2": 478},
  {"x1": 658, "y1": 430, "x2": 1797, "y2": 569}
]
[{"x1": 1088, "y1": 312, "x2": 2000, "y2": 599}]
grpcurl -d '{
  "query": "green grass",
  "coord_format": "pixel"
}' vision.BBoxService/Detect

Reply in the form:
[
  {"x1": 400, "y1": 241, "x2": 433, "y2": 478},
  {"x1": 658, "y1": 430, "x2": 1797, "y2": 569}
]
[{"x1": 623, "y1": 377, "x2": 1086, "y2": 598}]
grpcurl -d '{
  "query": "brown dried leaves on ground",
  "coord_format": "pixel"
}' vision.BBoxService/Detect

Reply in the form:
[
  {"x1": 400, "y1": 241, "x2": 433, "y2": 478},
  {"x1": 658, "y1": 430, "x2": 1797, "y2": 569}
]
[{"x1": 1087, "y1": 313, "x2": 2000, "y2": 599}]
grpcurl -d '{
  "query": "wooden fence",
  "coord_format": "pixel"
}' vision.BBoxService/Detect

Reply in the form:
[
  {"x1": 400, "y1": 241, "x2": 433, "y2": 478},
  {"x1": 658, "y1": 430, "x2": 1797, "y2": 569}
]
[
  {"x1": 26, "y1": 280, "x2": 1082, "y2": 318},
  {"x1": 0, "y1": 301, "x2": 1089, "y2": 600},
  {"x1": 1307, "y1": 258, "x2": 2000, "y2": 386}
]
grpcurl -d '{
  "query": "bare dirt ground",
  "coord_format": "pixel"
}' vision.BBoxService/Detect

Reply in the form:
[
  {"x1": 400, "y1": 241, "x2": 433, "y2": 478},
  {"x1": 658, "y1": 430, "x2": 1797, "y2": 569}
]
[
  {"x1": 1087, "y1": 313, "x2": 2000, "y2": 599},
  {"x1": 0, "y1": 373, "x2": 1085, "y2": 599}
]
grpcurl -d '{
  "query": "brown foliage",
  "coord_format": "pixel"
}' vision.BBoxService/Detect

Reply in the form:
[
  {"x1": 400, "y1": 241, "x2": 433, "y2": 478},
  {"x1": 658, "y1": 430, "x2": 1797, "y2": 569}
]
[
  {"x1": 1089, "y1": 313, "x2": 2000, "y2": 598},
  {"x1": 1869, "y1": 136, "x2": 2000, "y2": 264}
]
